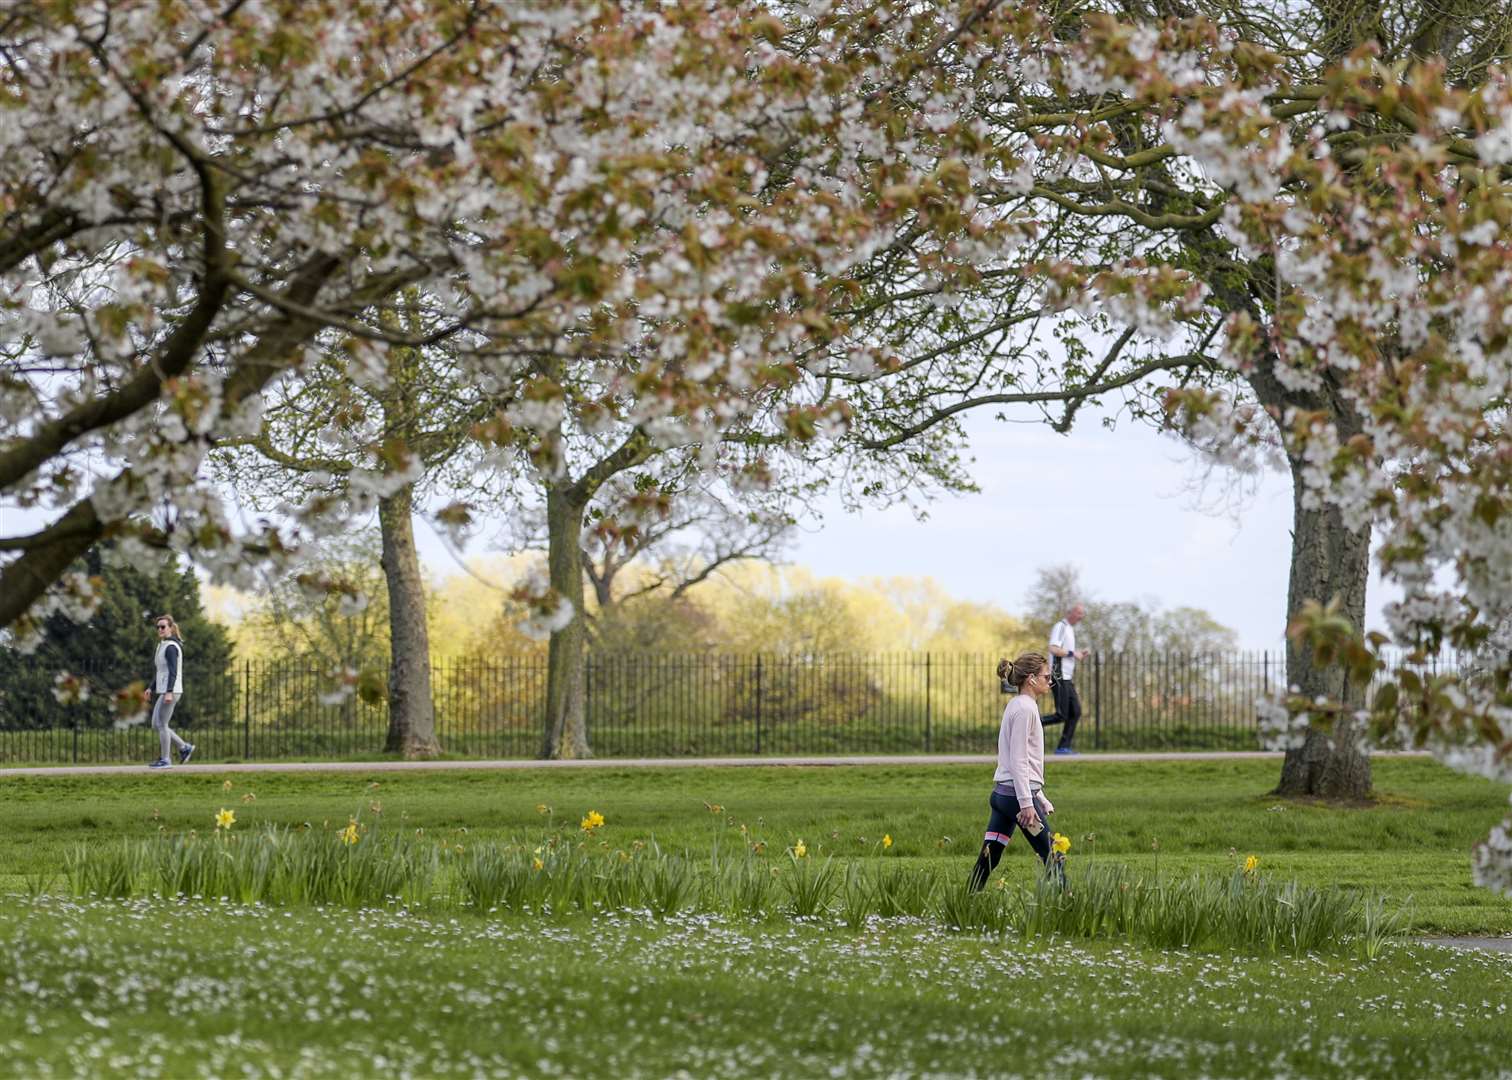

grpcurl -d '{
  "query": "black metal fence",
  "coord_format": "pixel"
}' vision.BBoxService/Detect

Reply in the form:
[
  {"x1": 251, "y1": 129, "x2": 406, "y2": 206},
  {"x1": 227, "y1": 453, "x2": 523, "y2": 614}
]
[{"x1": 0, "y1": 651, "x2": 1320, "y2": 764}]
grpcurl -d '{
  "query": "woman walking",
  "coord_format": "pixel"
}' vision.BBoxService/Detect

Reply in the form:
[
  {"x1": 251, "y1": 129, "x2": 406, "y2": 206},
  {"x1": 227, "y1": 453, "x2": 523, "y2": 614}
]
[
  {"x1": 144, "y1": 614, "x2": 194, "y2": 769},
  {"x1": 969, "y1": 652, "x2": 1059, "y2": 891}
]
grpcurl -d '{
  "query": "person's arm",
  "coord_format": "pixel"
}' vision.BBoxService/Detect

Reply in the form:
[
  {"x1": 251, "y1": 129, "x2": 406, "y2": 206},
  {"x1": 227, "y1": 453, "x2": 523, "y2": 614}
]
[
  {"x1": 1050, "y1": 622, "x2": 1086, "y2": 660},
  {"x1": 163, "y1": 643, "x2": 179, "y2": 700},
  {"x1": 1006, "y1": 701, "x2": 1036, "y2": 809}
]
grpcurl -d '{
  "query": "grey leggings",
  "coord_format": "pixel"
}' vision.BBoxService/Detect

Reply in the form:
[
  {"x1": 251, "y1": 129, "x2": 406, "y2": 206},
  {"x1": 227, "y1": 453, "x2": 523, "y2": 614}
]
[{"x1": 152, "y1": 695, "x2": 187, "y2": 760}]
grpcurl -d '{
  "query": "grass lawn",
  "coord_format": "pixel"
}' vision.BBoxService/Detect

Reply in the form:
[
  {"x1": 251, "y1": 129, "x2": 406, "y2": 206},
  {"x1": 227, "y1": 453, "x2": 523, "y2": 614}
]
[
  {"x1": 2, "y1": 757, "x2": 1508, "y2": 932},
  {"x1": 2, "y1": 758, "x2": 1510, "y2": 1077},
  {"x1": 2, "y1": 898, "x2": 1509, "y2": 1078}
]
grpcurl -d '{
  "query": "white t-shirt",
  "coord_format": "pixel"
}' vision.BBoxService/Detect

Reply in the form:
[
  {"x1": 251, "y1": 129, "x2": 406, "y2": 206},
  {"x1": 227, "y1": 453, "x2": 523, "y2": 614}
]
[{"x1": 1049, "y1": 619, "x2": 1077, "y2": 680}]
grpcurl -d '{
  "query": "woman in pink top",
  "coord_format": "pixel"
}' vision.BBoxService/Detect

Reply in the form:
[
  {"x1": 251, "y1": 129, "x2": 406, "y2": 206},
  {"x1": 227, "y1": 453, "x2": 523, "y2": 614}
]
[{"x1": 969, "y1": 651, "x2": 1059, "y2": 891}]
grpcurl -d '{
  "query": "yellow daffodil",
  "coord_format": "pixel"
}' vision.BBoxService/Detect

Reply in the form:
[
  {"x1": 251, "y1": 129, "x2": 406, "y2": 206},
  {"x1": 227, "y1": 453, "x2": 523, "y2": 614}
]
[
  {"x1": 532, "y1": 856, "x2": 544, "y2": 871},
  {"x1": 1051, "y1": 832, "x2": 1071, "y2": 855},
  {"x1": 536, "y1": 803, "x2": 551, "y2": 816},
  {"x1": 580, "y1": 810, "x2": 605, "y2": 832},
  {"x1": 1243, "y1": 854, "x2": 1259, "y2": 874},
  {"x1": 793, "y1": 839, "x2": 807, "y2": 858},
  {"x1": 340, "y1": 819, "x2": 360, "y2": 845},
  {"x1": 215, "y1": 808, "x2": 235, "y2": 830},
  {"x1": 222, "y1": 779, "x2": 233, "y2": 791},
  {"x1": 882, "y1": 834, "x2": 893, "y2": 849}
]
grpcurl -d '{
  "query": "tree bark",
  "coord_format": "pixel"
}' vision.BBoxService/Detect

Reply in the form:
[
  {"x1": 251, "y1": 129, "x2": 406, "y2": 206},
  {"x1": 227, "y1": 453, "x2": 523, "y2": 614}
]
[
  {"x1": 1272, "y1": 455, "x2": 1374, "y2": 799},
  {"x1": 1222, "y1": 314, "x2": 1377, "y2": 800},
  {"x1": 542, "y1": 481, "x2": 592, "y2": 759},
  {"x1": 379, "y1": 485, "x2": 441, "y2": 758}
]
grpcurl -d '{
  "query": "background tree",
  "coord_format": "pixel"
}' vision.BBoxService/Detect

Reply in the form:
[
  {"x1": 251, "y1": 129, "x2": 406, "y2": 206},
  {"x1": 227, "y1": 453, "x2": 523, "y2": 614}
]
[
  {"x1": 235, "y1": 530, "x2": 391, "y2": 676},
  {"x1": 1022, "y1": 564, "x2": 1240, "y2": 656},
  {"x1": 212, "y1": 310, "x2": 512, "y2": 757},
  {"x1": 496, "y1": 453, "x2": 800, "y2": 656},
  {"x1": 230, "y1": 530, "x2": 392, "y2": 734}
]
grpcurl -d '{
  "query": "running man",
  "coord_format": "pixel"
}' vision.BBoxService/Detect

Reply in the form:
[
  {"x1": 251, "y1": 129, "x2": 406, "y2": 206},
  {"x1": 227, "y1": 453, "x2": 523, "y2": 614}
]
[
  {"x1": 1041, "y1": 603, "x2": 1088, "y2": 755},
  {"x1": 144, "y1": 614, "x2": 194, "y2": 769}
]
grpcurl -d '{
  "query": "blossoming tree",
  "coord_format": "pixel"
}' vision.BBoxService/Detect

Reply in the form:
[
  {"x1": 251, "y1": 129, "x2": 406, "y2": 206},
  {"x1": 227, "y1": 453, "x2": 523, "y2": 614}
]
[
  {"x1": 973, "y1": 4, "x2": 1511, "y2": 890},
  {"x1": 780, "y1": 1, "x2": 1507, "y2": 816}
]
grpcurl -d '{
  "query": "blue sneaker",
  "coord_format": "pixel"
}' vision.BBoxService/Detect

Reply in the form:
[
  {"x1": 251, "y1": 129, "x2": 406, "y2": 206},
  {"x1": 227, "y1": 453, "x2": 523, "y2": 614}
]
[
  {"x1": 147, "y1": 758, "x2": 172, "y2": 769},
  {"x1": 1054, "y1": 747, "x2": 1078, "y2": 756},
  {"x1": 178, "y1": 742, "x2": 196, "y2": 765}
]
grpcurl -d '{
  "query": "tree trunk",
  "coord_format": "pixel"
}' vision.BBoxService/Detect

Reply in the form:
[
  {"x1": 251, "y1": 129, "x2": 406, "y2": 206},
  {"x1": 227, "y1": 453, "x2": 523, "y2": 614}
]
[
  {"x1": 542, "y1": 481, "x2": 592, "y2": 759},
  {"x1": 378, "y1": 485, "x2": 441, "y2": 758},
  {"x1": 1273, "y1": 457, "x2": 1373, "y2": 799}
]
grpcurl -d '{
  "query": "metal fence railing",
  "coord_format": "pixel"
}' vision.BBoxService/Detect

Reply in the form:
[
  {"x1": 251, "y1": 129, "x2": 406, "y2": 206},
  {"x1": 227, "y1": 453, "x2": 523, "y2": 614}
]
[{"x1": 0, "y1": 650, "x2": 1464, "y2": 764}]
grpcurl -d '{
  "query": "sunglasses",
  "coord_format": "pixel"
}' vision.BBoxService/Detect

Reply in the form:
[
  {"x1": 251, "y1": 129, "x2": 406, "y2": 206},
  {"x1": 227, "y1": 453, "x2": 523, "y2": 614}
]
[{"x1": 156, "y1": 624, "x2": 170, "y2": 630}]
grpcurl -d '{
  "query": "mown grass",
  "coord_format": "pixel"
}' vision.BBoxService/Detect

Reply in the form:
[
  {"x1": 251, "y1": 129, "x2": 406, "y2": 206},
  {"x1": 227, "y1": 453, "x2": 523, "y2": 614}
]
[
  {"x1": 2, "y1": 758, "x2": 1508, "y2": 932},
  {"x1": 1, "y1": 897, "x2": 1508, "y2": 1079}
]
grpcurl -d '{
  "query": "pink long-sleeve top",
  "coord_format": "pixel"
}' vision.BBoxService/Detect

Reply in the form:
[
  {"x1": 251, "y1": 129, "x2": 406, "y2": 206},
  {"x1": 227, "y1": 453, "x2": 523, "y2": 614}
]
[{"x1": 992, "y1": 693, "x2": 1044, "y2": 808}]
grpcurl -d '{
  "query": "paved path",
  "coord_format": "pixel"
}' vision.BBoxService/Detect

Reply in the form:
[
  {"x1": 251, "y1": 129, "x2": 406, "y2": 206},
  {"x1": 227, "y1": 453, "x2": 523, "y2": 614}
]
[
  {"x1": 1418, "y1": 937, "x2": 1512, "y2": 954},
  {"x1": 0, "y1": 750, "x2": 1432, "y2": 779}
]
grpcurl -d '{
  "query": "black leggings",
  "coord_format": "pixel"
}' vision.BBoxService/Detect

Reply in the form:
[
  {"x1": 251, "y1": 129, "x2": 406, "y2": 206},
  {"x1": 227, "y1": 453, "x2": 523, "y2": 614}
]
[{"x1": 968, "y1": 789, "x2": 1056, "y2": 891}]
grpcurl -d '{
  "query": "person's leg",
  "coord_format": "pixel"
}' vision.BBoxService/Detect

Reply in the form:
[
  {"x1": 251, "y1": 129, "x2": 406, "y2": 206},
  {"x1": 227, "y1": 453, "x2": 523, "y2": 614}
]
[
  {"x1": 1041, "y1": 678, "x2": 1069, "y2": 728},
  {"x1": 1056, "y1": 683, "x2": 1082, "y2": 751},
  {"x1": 151, "y1": 696, "x2": 170, "y2": 761},
  {"x1": 154, "y1": 696, "x2": 185, "y2": 760},
  {"x1": 969, "y1": 792, "x2": 1019, "y2": 891}
]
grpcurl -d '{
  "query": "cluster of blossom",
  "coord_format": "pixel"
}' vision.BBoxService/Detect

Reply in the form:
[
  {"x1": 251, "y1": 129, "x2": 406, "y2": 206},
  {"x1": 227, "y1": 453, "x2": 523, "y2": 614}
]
[
  {"x1": 1162, "y1": 390, "x2": 1286, "y2": 478},
  {"x1": 50, "y1": 670, "x2": 89, "y2": 707},
  {"x1": 1255, "y1": 692, "x2": 1309, "y2": 752},
  {"x1": 7, "y1": 572, "x2": 104, "y2": 655},
  {"x1": 317, "y1": 666, "x2": 363, "y2": 709},
  {"x1": 511, "y1": 565, "x2": 576, "y2": 644}
]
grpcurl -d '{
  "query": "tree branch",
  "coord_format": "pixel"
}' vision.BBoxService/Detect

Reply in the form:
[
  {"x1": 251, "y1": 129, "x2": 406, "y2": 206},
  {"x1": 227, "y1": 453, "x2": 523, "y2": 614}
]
[
  {"x1": 572, "y1": 429, "x2": 655, "y2": 504},
  {"x1": 855, "y1": 353, "x2": 1214, "y2": 450},
  {"x1": 0, "y1": 166, "x2": 230, "y2": 492},
  {"x1": 0, "y1": 207, "x2": 80, "y2": 275},
  {"x1": 0, "y1": 256, "x2": 340, "y2": 630}
]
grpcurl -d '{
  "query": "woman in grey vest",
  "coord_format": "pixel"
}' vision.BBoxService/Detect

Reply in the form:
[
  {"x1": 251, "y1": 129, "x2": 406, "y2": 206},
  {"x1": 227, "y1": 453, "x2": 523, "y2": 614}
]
[{"x1": 144, "y1": 614, "x2": 194, "y2": 769}]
